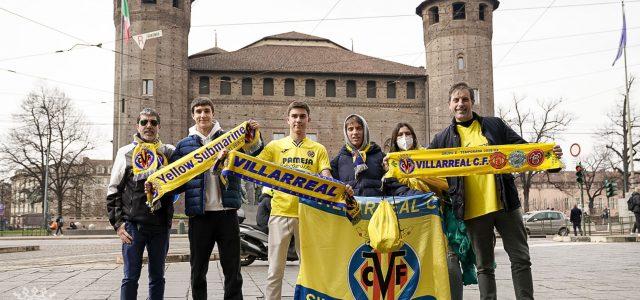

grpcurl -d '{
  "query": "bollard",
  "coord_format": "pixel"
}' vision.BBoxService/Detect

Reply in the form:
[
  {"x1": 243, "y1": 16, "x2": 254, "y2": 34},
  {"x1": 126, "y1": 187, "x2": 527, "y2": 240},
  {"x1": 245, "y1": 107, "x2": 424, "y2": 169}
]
[{"x1": 178, "y1": 220, "x2": 186, "y2": 234}]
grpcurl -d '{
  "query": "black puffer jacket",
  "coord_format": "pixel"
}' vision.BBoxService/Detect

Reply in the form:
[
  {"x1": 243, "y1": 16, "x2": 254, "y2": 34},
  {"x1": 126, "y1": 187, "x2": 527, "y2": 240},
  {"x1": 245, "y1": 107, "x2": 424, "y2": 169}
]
[
  {"x1": 331, "y1": 143, "x2": 386, "y2": 197},
  {"x1": 429, "y1": 113, "x2": 528, "y2": 220}
]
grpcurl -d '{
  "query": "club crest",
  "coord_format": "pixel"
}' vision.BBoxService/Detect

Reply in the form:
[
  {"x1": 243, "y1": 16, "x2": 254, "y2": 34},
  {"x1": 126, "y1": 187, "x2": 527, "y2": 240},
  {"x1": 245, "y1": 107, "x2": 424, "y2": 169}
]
[
  {"x1": 526, "y1": 149, "x2": 545, "y2": 167},
  {"x1": 134, "y1": 148, "x2": 156, "y2": 170},
  {"x1": 508, "y1": 150, "x2": 526, "y2": 168},
  {"x1": 489, "y1": 152, "x2": 507, "y2": 169},
  {"x1": 398, "y1": 157, "x2": 416, "y2": 174}
]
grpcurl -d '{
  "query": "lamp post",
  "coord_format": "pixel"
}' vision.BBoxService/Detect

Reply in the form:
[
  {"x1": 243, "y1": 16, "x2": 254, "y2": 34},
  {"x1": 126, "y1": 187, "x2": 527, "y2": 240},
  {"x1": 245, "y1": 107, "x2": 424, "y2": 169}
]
[{"x1": 43, "y1": 135, "x2": 51, "y2": 229}]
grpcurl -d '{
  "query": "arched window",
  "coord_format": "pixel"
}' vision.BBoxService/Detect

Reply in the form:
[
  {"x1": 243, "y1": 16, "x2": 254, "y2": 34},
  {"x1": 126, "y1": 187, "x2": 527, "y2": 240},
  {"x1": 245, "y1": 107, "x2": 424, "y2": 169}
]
[
  {"x1": 242, "y1": 78, "x2": 253, "y2": 95},
  {"x1": 199, "y1": 76, "x2": 210, "y2": 94},
  {"x1": 428, "y1": 6, "x2": 439, "y2": 24},
  {"x1": 325, "y1": 80, "x2": 336, "y2": 97},
  {"x1": 479, "y1": 3, "x2": 487, "y2": 21},
  {"x1": 220, "y1": 76, "x2": 231, "y2": 95},
  {"x1": 173, "y1": 0, "x2": 180, "y2": 8},
  {"x1": 406, "y1": 82, "x2": 416, "y2": 99},
  {"x1": 387, "y1": 81, "x2": 397, "y2": 99},
  {"x1": 263, "y1": 78, "x2": 274, "y2": 96},
  {"x1": 452, "y1": 2, "x2": 466, "y2": 20},
  {"x1": 346, "y1": 80, "x2": 357, "y2": 98},
  {"x1": 367, "y1": 81, "x2": 377, "y2": 98},
  {"x1": 305, "y1": 79, "x2": 316, "y2": 97},
  {"x1": 284, "y1": 78, "x2": 295, "y2": 96},
  {"x1": 457, "y1": 55, "x2": 465, "y2": 70}
]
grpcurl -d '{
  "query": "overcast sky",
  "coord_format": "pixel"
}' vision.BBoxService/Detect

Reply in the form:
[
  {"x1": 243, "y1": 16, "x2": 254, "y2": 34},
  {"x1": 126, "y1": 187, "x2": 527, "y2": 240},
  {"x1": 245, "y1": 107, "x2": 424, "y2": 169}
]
[{"x1": 1, "y1": 0, "x2": 639, "y2": 163}]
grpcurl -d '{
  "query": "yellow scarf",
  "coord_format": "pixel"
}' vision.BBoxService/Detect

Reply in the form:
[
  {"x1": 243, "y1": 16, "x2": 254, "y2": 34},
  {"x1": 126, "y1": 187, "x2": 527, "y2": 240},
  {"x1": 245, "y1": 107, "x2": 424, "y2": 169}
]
[
  {"x1": 385, "y1": 143, "x2": 563, "y2": 179},
  {"x1": 131, "y1": 134, "x2": 167, "y2": 181},
  {"x1": 146, "y1": 121, "x2": 261, "y2": 209},
  {"x1": 222, "y1": 150, "x2": 361, "y2": 223}
]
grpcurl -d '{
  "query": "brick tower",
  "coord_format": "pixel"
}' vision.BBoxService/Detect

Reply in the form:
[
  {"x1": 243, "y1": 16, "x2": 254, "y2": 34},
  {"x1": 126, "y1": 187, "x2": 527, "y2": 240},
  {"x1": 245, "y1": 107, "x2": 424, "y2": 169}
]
[
  {"x1": 416, "y1": 0, "x2": 499, "y2": 137},
  {"x1": 112, "y1": 0, "x2": 192, "y2": 156}
]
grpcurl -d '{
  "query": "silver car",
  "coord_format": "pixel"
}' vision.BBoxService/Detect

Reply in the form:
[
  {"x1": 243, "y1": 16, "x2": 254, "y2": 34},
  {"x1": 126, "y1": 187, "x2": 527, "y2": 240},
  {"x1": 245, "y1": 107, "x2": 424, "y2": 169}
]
[{"x1": 523, "y1": 210, "x2": 569, "y2": 236}]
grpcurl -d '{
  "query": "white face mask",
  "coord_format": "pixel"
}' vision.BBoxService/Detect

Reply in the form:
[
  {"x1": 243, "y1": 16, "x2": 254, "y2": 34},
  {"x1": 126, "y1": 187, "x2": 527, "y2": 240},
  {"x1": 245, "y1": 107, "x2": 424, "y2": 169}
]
[{"x1": 397, "y1": 136, "x2": 413, "y2": 151}]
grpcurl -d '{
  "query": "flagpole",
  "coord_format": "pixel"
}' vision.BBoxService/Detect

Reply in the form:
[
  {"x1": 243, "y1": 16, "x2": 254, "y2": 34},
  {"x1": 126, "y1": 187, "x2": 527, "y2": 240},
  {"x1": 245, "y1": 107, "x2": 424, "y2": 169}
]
[
  {"x1": 623, "y1": 0, "x2": 634, "y2": 189},
  {"x1": 118, "y1": 1, "x2": 125, "y2": 154}
]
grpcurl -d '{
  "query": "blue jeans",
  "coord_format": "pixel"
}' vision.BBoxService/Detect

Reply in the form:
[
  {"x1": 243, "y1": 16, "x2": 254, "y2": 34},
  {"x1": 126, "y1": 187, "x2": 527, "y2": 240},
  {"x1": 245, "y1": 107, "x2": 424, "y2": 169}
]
[{"x1": 121, "y1": 222, "x2": 170, "y2": 300}]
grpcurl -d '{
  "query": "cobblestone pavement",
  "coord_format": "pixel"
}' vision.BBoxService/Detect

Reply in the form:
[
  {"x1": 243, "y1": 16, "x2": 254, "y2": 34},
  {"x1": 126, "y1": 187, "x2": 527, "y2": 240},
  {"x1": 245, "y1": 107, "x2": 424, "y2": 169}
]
[{"x1": 0, "y1": 238, "x2": 638, "y2": 299}]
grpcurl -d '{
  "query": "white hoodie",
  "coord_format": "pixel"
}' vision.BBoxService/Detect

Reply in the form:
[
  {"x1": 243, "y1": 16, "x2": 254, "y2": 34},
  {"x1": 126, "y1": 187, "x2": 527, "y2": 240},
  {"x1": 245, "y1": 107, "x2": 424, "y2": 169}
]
[{"x1": 189, "y1": 122, "x2": 225, "y2": 211}]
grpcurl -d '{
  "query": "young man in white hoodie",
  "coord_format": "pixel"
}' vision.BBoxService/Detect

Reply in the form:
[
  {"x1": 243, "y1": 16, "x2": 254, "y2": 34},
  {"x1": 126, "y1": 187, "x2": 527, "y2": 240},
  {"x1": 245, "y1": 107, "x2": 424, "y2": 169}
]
[{"x1": 169, "y1": 97, "x2": 260, "y2": 300}]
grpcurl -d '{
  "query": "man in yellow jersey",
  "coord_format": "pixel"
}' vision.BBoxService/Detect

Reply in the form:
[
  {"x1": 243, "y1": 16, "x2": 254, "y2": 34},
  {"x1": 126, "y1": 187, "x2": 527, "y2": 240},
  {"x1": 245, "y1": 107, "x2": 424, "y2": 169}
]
[
  {"x1": 429, "y1": 82, "x2": 562, "y2": 300},
  {"x1": 257, "y1": 101, "x2": 333, "y2": 300}
]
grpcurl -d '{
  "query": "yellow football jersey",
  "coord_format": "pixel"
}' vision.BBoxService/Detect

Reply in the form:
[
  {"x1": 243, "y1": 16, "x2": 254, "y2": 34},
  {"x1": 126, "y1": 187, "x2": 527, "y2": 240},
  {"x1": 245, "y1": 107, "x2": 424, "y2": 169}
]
[
  {"x1": 457, "y1": 120, "x2": 501, "y2": 220},
  {"x1": 257, "y1": 136, "x2": 331, "y2": 217}
]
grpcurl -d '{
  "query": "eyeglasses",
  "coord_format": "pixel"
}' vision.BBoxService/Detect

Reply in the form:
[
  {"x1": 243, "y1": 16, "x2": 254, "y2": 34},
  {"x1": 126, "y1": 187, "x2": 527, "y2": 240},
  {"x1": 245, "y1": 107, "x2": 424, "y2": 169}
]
[{"x1": 139, "y1": 119, "x2": 159, "y2": 127}]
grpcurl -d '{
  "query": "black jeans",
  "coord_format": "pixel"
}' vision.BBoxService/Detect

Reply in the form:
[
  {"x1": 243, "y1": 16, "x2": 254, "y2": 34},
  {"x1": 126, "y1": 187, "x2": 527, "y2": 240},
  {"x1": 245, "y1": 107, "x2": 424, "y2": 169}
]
[
  {"x1": 633, "y1": 212, "x2": 640, "y2": 233},
  {"x1": 572, "y1": 221, "x2": 582, "y2": 236},
  {"x1": 466, "y1": 209, "x2": 533, "y2": 300},
  {"x1": 189, "y1": 210, "x2": 242, "y2": 300}
]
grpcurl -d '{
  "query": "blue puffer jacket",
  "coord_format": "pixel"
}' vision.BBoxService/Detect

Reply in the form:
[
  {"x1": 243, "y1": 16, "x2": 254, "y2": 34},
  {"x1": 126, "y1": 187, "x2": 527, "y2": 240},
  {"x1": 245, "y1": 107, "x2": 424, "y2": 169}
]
[
  {"x1": 330, "y1": 143, "x2": 386, "y2": 197},
  {"x1": 170, "y1": 128, "x2": 262, "y2": 216}
]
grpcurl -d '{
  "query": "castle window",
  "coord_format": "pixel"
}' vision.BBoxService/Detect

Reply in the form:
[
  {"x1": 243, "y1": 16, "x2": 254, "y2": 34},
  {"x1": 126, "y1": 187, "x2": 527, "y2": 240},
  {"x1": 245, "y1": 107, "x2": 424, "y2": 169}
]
[
  {"x1": 198, "y1": 76, "x2": 210, "y2": 94},
  {"x1": 325, "y1": 80, "x2": 336, "y2": 97},
  {"x1": 263, "y1": 78, "x2": 274, "y2": 96},
  {"x1": 473, "y1": 88, "x2": 480, "y2": 104},
  {"x1": 406, "y1": 82, "x2": 416, "y2": 99},
  {"x1": 367, "y1": 81, "x2": 377, "y2": 98},
  {"x1": 142, "y1": 0, "x2": 156, "y2": 3},
  {"x1": 284, "y1": 78, "x2": 295, "y2": 96},
  {"x1": 307, "y1": 133, "x2": 318, "y2": 141},
  {"x1": 220, "y1": 76, "x2": 231, "y2": 95},
  {"x1": 428, "y1": 7, "x2": 439, "y2": 24},
  {"x1": 173, "y1": 0, "x2": 180, "y2": 8},
  {"x1": 242, "y1": 78, "x2": 253, "y2": 96},
  {"x1": 479, "y1": 4, "x2": 487, "y2": 21},
  {"x1": 305, "y1": 79, "x2": 316, "y2": 97},
  {"x1": 142, "y1": 79, "x2": 153, "y2": 96},
  {"x1": 387, "y1": 81, "x2": 397, "y2": 99},
  {"x1": 457, "y1": 55, "x2": 465, "y2": 70},
  {"x1": 452, "y1": 2, "x2": 466, "y2": 20},
  {"x1": 346, "y1": 80, "x2": 357, "y2": 98}
]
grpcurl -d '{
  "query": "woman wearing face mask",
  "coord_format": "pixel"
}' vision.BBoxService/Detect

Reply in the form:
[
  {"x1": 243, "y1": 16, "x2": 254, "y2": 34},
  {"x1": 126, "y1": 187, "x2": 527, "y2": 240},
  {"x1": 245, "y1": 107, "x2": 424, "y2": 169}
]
[{"x1": 386, "y1": 122, "x2": 477, "y2": 300}]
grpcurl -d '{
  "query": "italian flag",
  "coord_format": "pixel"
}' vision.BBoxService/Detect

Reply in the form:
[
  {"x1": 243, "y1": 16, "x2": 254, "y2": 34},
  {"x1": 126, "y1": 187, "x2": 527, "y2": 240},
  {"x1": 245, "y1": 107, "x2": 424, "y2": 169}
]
[{"x1": 121, "y1": 0, "x2": 131, "y2": 42}]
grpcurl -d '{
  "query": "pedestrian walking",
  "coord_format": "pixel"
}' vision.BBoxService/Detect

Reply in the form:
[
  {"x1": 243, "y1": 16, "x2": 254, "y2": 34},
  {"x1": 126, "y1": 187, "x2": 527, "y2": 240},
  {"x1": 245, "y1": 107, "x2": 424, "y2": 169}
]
[{"x1": 570, "y1": 205, "x2": 583, "y2": 236}]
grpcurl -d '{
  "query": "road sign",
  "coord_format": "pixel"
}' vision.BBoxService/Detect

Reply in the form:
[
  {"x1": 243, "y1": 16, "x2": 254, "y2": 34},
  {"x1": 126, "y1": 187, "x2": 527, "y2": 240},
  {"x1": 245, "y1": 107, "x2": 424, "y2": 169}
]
[{"x1": 570, "y1": 143, "x2": 581, "y2": 157}]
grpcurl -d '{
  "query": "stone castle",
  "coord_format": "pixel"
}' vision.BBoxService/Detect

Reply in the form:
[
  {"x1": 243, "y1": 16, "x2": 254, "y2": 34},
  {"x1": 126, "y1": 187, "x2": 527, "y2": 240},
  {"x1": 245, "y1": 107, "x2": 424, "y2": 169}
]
[{"x1": 113, "y1": 0, "x2": 499, "y2": 156}]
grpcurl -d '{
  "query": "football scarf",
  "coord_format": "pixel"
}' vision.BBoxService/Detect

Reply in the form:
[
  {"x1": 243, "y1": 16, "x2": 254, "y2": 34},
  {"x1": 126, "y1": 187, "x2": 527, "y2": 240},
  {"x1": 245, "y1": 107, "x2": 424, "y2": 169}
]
[
  {"x1": 131, "y1": 134, "x2": 167, "y2": 181},
  {"x1": 145, "y1": 121, "x2": 260, "y2": 209},
  {"x1": 385, "y1": 143, "x2": 563, "y2": 179}
]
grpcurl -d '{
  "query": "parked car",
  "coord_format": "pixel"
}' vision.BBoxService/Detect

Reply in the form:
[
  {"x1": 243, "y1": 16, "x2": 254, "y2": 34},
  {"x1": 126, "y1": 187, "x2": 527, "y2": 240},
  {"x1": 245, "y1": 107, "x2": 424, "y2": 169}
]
[{"x1": 523, "y1": 210, "x2": 569, "y2": 236}]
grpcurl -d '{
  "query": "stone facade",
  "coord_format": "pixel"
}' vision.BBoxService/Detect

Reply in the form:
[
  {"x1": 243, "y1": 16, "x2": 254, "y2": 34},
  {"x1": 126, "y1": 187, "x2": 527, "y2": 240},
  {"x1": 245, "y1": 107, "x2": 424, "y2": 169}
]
[
  {"x1": 417, "y1": 0, "x2": 499, "y2": 137},
  {"x1": 188, "y1": 72, "x2": 427, "y2": 156},
  {"x1": 112, "y1": 0, "x2": 192, "y2": 155},
  {"x1": 113, "y1": 1, "x2": 501, "y2": 155}
]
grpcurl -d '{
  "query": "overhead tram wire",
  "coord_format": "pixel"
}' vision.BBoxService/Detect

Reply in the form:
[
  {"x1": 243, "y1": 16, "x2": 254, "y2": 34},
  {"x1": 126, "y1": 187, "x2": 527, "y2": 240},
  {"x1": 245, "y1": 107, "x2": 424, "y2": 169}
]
[
  {"x1": 1, "y1": 5, "x2": 637, "y2": 108},
  {"x1": 495, "y1": 0, "x2": 557, "y2": 66},
  {"x1": 2, "y1": 3, "x2": 639, "y2": 76}
]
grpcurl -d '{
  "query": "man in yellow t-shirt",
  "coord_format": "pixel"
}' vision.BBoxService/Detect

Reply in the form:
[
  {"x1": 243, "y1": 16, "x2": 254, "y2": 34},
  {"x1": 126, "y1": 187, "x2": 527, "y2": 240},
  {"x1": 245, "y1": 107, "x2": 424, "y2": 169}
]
[
  {"x1": 429, "y1": 82, "x2": 563, "y2": 300},
  {"x1": 257, "y1": 101, "x2": 332, "y2": 300}
]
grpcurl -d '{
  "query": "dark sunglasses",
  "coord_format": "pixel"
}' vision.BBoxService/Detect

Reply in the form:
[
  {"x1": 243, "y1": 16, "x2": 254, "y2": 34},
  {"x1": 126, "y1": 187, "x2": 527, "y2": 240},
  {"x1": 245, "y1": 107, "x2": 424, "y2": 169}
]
[{"x1": 139, "y1": 119, "x2": 159, "y2": 126}]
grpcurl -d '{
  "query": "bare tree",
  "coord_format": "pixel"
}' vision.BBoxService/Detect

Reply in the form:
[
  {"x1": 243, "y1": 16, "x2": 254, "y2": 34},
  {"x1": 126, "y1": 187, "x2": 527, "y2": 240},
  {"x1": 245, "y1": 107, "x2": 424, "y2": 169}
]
[
  {"x1": 499, "y1": 95, "x2": 573, "y2": 212},
  {"x1": 580, "y1": 147, "x2": 613, "y2": 212},
  {"x1": 598, "y1": 80, "x2": 638, "y2": 197},
  {"x1": 0, "y1": 86, "x2": 94, "y2": 221}
]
